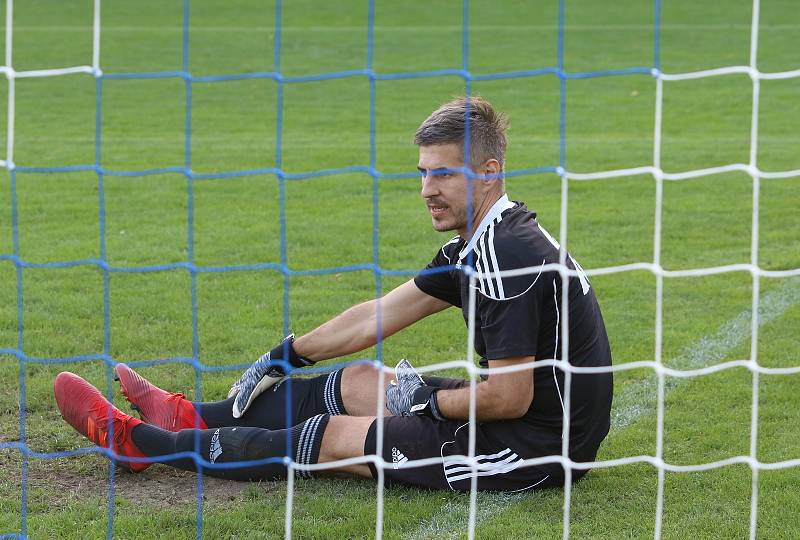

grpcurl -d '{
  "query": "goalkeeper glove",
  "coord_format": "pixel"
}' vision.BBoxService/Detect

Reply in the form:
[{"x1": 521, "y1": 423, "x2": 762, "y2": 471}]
[
  {"x1": 385, "y1": 359, "x2": 445, "y2": 421},
  {"x1": 229, "y1": 334, "x2": 313, "y2": 418}
]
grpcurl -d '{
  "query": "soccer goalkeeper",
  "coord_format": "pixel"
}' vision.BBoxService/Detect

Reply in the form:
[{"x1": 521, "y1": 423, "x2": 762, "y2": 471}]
[{"x1": 54, "y1": 97, "x2": 613, "y2": 492}]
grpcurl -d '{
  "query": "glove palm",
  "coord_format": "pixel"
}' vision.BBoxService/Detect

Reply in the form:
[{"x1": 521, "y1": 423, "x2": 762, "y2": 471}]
[{"x1": 229, "y1": 335, "x2": 312, "y2": 418}]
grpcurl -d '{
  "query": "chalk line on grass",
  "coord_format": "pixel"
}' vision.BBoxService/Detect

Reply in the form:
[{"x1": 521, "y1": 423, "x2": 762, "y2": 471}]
[
  {"x1": 410, "y1": 492, "x2": 527, "y2": 540},
  {"x1": 405, "y1": 277, "x2": 799, "y2": 540},
  {"x1": 614, "y1": 276, "x2": 800, "y2": 430}
]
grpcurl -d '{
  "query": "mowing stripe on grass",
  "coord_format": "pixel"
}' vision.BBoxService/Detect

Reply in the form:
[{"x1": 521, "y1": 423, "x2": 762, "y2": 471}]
[{"x1": 405, "y1": 277, "x2": 800, "y2": 540}]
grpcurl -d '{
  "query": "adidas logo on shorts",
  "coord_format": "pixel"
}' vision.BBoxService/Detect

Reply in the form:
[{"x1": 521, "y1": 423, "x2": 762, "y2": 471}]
[{"x1": 391, "y1": 447, "x2": 408, "y2": 469}]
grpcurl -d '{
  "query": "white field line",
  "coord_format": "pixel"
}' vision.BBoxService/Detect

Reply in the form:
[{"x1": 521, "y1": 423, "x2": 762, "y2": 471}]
[
  {"x1": 410, "y1": 491, "x2": 527, "y2": 540},
  {"x1": 613, "y1": 277, "x2": 799, "y2": 430},
  {"x1": 405, "y1": 276, "x2": 799, "y2": 540}
]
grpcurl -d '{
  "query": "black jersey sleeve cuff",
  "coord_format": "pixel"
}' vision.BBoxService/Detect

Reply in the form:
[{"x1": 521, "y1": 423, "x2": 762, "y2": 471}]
[
  {"x1": 413, "y1": 275, "x2": 460, "y2": 307},
  {"x1": 483, "y1": 347, "x2": 538, "y2": 360}
]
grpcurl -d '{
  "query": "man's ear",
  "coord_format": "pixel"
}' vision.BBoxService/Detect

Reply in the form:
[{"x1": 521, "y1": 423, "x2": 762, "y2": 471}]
[{"x1": 482, "y1": 159, "x2": 502, "y2": 183}]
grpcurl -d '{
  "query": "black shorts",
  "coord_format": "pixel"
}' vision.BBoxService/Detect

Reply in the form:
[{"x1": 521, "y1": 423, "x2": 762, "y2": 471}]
[{"x1": 363, "y1": 377, "x2": 586, "y2": 492}]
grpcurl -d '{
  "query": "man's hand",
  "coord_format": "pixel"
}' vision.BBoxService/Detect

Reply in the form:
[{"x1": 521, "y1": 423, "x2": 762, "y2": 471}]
[
  {"x1": 385, "y1": 359, "x2": 445, "y2": 420},
  {"x1": 229, "y1": 335, "x2": 313, "y2": 418}
]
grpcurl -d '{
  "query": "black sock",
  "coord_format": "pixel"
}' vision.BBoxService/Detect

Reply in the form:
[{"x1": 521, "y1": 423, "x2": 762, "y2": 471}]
[
  {"x1": 197, "y1": 369, "x2": 345, "y2": 430},
  {"x1": 131, "y1": 414, "x2": 330, "y2": 481}
]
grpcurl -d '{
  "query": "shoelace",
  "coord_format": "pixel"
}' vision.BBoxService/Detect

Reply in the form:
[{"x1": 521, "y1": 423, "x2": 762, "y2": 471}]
[
  {"x1": 163, "y1": 393, "x2": 188, "y2": 430},
  {"x1": 89, "y1": 404, "x2": 129, "y2": 449}
]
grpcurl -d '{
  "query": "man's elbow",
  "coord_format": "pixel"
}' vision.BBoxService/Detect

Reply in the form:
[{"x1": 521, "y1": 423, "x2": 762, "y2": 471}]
[
  {"x1": 479, "y1": 373, "x2": 533, "y2": 420},
  {"x1": 514, "y1": 385, "x2": 534, "y2": 418},
  {"x1": 493, "y1": 393, "x2": 532, "y2": 419},
  {"x1": 506, "y1": 399, "x2": 531, "y2": 419}
]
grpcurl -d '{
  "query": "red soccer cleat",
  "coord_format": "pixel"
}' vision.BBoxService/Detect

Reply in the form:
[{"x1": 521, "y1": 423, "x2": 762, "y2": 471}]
[
  {"x1": 115, "y1": 363, "x2": 207, "y2": 432},
  {"x1": 54, "y1": 371, "x2": 151, "y2": 473}
]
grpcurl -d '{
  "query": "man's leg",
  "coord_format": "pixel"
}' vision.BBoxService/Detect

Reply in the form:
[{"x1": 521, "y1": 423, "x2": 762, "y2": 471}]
[
  {"x1": 338, "y1": 364, "x2": 394, "y2": 417},
  {"x1": 130, "y1": 414, "x2": 375, "y2": 480},
  {"x1": 134, "y1": 406, "x2": 560, "y2": 490},
  {"x1": 58, "y1": 371, "x2": 554, "y2": 489},
  {"x1": 340, "y1": 366, "x2": 474, "y2": 416},
  {"x1": 197, "y1": 375, "x2": 346, "y2": 429},
  {"x1": 117, "y1": 363, "x2": 347, "y2": 431},
  {"x1": 202, "y1": 360, "x2": 430, "y2": 429},
  {"x1": 318, "y1": 415, "x2": 375, "y2": 477},
  {"x1": 55, "y1": 370, "x2": 332, "y2": 480},
  {"x1": 129, "y1": 416, "x2": 333, "y2": 481},
  {"x1": 201, "y1": 363, "x2": 393, "y2": 427},
  {"x1": 117, "y1": 362, "x2": 457, "y2": 432}
]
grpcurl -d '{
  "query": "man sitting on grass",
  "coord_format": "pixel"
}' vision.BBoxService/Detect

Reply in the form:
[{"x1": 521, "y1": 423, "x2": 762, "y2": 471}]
[{"x1": 54, "y1": 96, "x2": 613, "y2": 492}]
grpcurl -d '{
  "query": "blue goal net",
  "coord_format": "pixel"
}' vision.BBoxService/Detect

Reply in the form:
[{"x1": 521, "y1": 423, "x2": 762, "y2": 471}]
[{"x1": 1, "y1": 0, "x2": 799, "y2": 539}]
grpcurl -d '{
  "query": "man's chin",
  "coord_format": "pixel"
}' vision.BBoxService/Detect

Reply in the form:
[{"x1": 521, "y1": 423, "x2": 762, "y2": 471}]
[{"x1": 431, "y1": 218, "x2": 457, "y2": 233}]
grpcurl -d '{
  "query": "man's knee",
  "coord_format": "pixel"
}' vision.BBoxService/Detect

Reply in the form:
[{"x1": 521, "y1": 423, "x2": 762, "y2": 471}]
[
  {"x1": 342, "y1": 363, "x2": 394, "y2": 392},
  {"x1": 340, "y1": 364, "x2": 390, "y2": 416},
  {"x1": 342, "y1": 363, "x2": 381, "y2": 382}
]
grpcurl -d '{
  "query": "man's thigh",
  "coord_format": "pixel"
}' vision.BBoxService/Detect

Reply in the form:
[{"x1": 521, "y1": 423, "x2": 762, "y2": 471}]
[
  {"x1": 340, "y1": 364, "x2": 468, "y2": 417},
  {"x1": 365, "y1": 415, "x2": 560, "y2": 492},
  {"x1": 318, "y1": 415, "x2": 375, "y2": 477}
]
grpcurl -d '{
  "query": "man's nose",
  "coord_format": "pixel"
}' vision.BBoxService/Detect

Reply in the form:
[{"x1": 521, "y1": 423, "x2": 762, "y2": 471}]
[{"x1": 420, "y1": 174, "x2": 437, "y2": 198}]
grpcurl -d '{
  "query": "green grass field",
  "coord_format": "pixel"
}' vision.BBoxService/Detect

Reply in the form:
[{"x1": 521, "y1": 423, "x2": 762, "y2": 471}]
[{"x1": 1, "y1": 0, "x2": 799, "y2": 538}]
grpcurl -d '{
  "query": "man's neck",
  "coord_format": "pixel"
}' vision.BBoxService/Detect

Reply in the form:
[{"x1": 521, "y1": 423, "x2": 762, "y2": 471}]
[{"x1": 459, "y1": 191, "x2": 505, "y2": 239}]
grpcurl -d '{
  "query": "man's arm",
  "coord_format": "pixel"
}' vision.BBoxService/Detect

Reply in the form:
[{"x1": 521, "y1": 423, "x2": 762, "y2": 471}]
[
  {"x1": 435, "y1": 357, "x2": 534, "y2": 421},
  {"x1": 229, "y1": 279, "x2": 451, "y2": 418},
  {"x1": 294, "y1": 279, "x2": 450, "y2": 362}
]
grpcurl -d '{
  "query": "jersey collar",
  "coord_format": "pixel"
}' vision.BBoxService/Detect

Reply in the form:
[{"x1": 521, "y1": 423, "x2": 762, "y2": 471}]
[{"x1": 458, "y1": 194, "x2": 515, "y2": 261}]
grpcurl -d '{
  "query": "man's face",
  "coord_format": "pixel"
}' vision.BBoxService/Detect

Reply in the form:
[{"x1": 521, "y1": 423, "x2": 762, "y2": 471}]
[{"x1": 417, "y1": 143, "x2": 476, "y2": 236}]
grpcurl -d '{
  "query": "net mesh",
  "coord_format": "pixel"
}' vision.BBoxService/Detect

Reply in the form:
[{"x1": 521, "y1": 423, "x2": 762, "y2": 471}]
[{"x1": 1, "y1": 0, "x2": 799, "y2": 539}]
